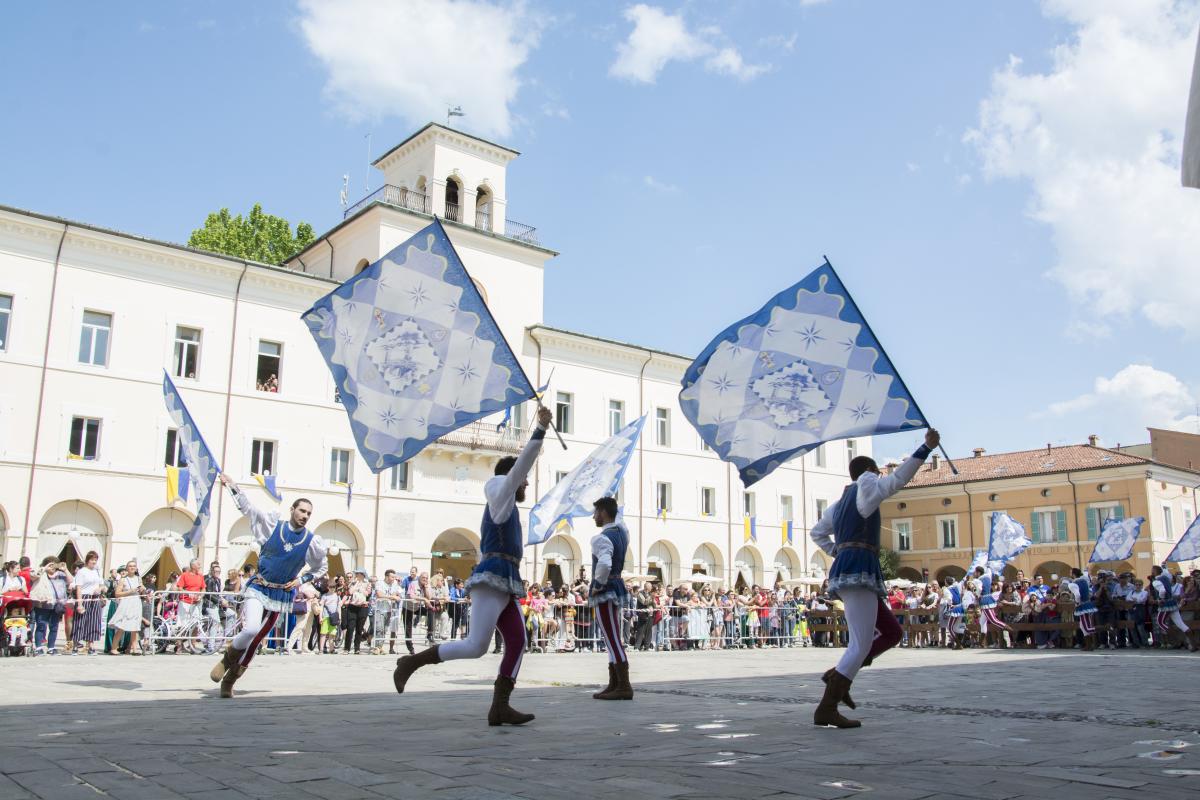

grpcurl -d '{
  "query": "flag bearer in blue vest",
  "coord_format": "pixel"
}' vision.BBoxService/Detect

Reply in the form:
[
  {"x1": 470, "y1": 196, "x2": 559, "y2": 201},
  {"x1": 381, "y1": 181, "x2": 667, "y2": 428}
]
[
  {"x1": 810, "y1": 428, "x2": 939, "y2": 728},
  {"x1": 210, "y1": 474, "x2": 328, "y2": 698},
  {"x1": 588, "y1": 496, "x2": 632, "y2": 700},
  {"x1": 393, "y1": 405, "x2": 553, "y2": 726}
]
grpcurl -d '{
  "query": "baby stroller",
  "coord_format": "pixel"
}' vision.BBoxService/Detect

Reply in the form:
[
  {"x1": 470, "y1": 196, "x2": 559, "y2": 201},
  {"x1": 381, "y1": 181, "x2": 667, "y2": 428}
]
[{"x1": 1, "y1": 591, "x2": 31, "y2": 657}]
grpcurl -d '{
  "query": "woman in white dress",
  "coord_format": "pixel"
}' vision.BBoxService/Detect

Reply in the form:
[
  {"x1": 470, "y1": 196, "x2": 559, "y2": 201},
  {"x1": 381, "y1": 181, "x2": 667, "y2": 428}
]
[{"x1": 107, "y1": 559, "x2": 144, "y2": 654}]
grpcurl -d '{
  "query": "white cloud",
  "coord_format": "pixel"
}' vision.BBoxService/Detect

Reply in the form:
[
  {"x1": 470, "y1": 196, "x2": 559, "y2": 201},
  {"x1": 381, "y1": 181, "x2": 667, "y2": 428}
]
[
  {"x1": 1044, "y1": 364, "x2": 1199, "y2": 440},
  {"x1": 905, "y1": 161, "x2": 920, "y2": 173},
  {"x1": 541, "y1": 102, "x2": 570, "y2": 120},
  {"x1": 967, "y1": 0, "x2": 1200, "y2": 336},
  {"x1": 297, "y1": 0, "x2": 543, "y2": 138},
  {"x1": 759, "y1": 32, "x2": 798, "y2": 52},
  {"x1": 643, "y1": 174, "x2": 678, "y2": 193},
  {"x1": 609, "y1": 4, "x2": 768, "y2": 84}
]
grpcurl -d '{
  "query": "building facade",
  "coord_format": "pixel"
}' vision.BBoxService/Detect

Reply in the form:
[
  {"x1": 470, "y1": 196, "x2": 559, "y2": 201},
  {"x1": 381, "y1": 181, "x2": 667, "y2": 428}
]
[
  {"x1": 881, "y1": 442, "x2": 1200, "y2": 585},
  {"x1": 0, "y1": 123, "x2": 865, "y2": 588}
]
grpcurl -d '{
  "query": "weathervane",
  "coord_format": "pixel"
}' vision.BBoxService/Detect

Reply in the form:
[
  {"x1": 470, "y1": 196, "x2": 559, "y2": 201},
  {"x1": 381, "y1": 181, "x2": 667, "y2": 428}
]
[{"x1": 447, "y1": 105, "x2": 465, "y2": 126}]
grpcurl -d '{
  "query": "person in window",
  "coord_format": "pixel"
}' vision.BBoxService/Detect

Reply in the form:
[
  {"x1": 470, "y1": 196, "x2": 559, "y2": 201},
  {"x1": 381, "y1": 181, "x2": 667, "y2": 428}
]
[
  {"x1": 210, "y1": 474, "x2": 328, "y2": 697},
  {"x1": 393, "y1": 406, "x2": 552, "y2": 726},
  {"x1": 809, "y1": 429, "x2": 939, "y2": 728}
]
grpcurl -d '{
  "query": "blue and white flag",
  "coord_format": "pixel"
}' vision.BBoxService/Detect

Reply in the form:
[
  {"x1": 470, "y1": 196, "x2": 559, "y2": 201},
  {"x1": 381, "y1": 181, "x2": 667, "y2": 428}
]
[
  {"x1": 527, "y1": 416, "x2": 646, "y2": 545},
  {"x1": 162, "y1": 371, "x2": 221, "y2": 548},
  {"x1": 1166, "y1": 515, "x2": 1200, "y2": 563},
  {"x1": 679, "y1": 260, "x2": 928, "y2": 486},
  {"x1": 988, "y1": 512, "x2": 1031, "y2": 563},
  {"x1": 1089, "y1": 516, "x2": 1145, "y2": 563},
  {"x1": 302, "y1": 219, "x2": 536, "y2": 472},
  {"x1": 968, "y1": 550, "x2": 989, "y2": 573}
]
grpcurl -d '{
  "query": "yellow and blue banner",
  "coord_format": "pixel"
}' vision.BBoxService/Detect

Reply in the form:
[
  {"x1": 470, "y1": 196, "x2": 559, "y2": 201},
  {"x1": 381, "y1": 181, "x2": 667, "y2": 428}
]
[
  {"x1": 166, "y1": 466, "x2": 190, "y2": 505},
  {"x1": 783, "y1": 519, "x2": 794, "y2": 546},
  {"x1": 743, "y1": 516, "x2": 757, "y2": 543},
  {"x1": 253, "y1": 473, "x2": 282, "y2": 502}
]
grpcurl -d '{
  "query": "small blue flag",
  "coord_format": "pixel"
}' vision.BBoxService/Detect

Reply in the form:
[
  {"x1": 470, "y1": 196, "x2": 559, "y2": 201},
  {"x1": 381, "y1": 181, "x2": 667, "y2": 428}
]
[
  {"x1": 1166, "y1": 515, "x2": 1200, "y2": 563},
  {"x1": 680, "y1": 260, "x2": 927, "y2": 486},
  {"x1": 302, "y1": 219, "x2": 536, "y2": 472},
  {"x1": 254, "y1": 473, "x2": 282, "y2": 502}
]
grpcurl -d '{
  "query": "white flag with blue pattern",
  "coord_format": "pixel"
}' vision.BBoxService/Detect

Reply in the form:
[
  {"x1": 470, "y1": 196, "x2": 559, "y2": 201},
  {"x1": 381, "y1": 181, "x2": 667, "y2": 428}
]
[
  {"x1": 527, "y1": 416, "x2": 645, "y2": 545},
  {"x1": 1166, "y1": 515, "x2": 1200, "y2": 563},
  {"x1": 968, "y1": 550, "x2": 989, "y2": 573},
  {"x1": 1089, "y1": 516, "x2": 1145, "y2": 563},
  {"x1": 162, "y1": 371, "x2": 221, "y2": 548},
  {"x1": 679, "y1": 260, "x2": 928, "y2": 486},
  {"x1": 302, "y1": 220, "x2": 536, "y2": 472},
  {"x1": 988, "y1": 512, "x2": 1031, "y2": 563}
]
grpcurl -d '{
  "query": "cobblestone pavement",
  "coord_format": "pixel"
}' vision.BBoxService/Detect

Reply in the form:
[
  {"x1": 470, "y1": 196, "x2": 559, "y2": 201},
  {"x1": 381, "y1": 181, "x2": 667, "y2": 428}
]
[{"x1": 2, "y1": 646, "x2": 1197, "y2": 799}]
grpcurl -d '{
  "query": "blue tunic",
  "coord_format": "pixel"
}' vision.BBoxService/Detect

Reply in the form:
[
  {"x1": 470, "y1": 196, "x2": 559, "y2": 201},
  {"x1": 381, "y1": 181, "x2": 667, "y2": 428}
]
[
  {"x1": 1154, "y1": 572, "x2": 1179, "y2": 612},
  {"x1": 464, "y1": 503, "x2": 524, "y2": 597},
  {"x1": 1073, "y1": 576, "x2": 1096, "y2": 616},
  {"x1": 948, "y1": 584, "x2": 965, "y2": 618},
  {"x1": 589, "y1": 524, "x2": 629, "y2": 606},
  {"x1": 826, "y1": 483, "x2": 886, "y2": 600},
  {"x1": 246, "y1": 520, "x2": 312, "y2": 613},
  {"x1": 978, "y1": 572, "x2": 997, "y2": 609}
]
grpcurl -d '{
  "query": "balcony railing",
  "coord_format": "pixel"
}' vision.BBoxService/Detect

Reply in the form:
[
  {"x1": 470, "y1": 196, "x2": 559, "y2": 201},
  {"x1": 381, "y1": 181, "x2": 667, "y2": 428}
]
[
  {"x1": 430, "y1": 419, "x2": 522, "y2": 455},
  {"x1": 344, "y1": 186, "x2": 430, "y2": 219},
  {"x1": 343, "y1": 184, "x2": 541, "y2": 247}
]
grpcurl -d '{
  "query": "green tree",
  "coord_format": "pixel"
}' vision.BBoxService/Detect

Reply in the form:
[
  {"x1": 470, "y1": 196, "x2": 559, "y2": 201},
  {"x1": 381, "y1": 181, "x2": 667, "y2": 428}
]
[
  {"x1": 879, "y1": 547, "x2": 900, "y2": 580},
  {"x1": 187, "y1": 204, "x2": 316, "y2": 265}
]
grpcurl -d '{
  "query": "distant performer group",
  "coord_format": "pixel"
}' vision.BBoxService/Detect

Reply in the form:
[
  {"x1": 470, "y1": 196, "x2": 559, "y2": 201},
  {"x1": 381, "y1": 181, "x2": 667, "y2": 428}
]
[{"x1": 209, "y1": 408, "x2": 935, "y2": 729}]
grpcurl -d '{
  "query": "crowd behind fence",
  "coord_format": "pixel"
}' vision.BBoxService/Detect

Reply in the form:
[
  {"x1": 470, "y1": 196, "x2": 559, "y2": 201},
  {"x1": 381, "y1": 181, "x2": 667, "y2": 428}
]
[{"x1": 3, "y1": 562, "x2": 1198, "y2": 657}]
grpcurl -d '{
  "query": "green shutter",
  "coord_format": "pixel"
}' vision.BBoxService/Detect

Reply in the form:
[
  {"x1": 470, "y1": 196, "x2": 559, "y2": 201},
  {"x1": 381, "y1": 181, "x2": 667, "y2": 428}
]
[
  {"x1": 1112, "y1": 504, "x2": 1124, "y2": 521},
  {"x1": 1056, "y1": 509, "x2": 1068, "y2": 542},
  {"x1": 1030, "y1": 513, "x2": 1041, "y2": 544},
  {"x1": 1086, "y1": 509, "x2": 1098, "y2": 541}
]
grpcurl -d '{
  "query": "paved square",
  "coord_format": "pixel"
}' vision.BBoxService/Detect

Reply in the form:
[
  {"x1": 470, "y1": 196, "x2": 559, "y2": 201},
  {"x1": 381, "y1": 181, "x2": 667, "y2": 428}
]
[{"x1": 2, "y1": 647, "x2": 1196, "y2": 799}]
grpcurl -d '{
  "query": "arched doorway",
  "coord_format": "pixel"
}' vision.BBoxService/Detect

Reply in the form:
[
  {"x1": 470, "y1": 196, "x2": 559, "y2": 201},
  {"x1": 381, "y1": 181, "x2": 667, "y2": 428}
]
[
  {"x1": 734, "y1": 545, "x2": 763, "y2": 590},
  {"x1": 541, "y1": 534, "x2": 581, "y2": 588},
  {"x1": 137, "y1": 507, "x2": 195, "y2": 588},
  {"x1": 772, "y1": 547, "x2": 801, "y2": 586},
  {"x1": 444, "y1": 176, "x2": 462, "y2": 222},
  {"x1": 691, "y1": 543, "x2": 723, "y2": 581},
  {"x1": 36, "y1": 500, "x2": 110, "y2": 571},
  {"x1": 646, "y1": 540, "x2": 680, "y2": 586},
  {"x1": 475, "y1": 184, "x2": 493, "y2": 230},
  {"x1": 1033, "y1": 560, "x2": 1074, "y2": 584},
  {"x1": 1089, "y1": 560, "x2": 1133, "y2": 576},
  {"x1": 225, "y1": 518, "x2": 258, "y2": 573},
  {"x1": 809, "y1": 550, "x2": 830, "y2": 580},
  {"x1": 897, "y1": 566, "x2": 923, "y2": 582},
  {"x1": 315, "y1": 520, "x2": 363, "y2": 578},
  {"x1": 431, "y1": 528, "x2": 479, "y2": 582},
  {"x1": 935, "y1": 565, "x2": 966, "y2": 585},
  {"x1": 1001, "y1": 563, "x2": 1020, "y2": 582}
]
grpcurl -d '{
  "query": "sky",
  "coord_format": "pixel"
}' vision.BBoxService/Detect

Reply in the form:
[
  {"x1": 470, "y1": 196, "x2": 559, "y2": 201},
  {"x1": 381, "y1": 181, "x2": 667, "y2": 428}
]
[{"x1": 3, "y1": 0, "x2": 1200, "y2": 462}]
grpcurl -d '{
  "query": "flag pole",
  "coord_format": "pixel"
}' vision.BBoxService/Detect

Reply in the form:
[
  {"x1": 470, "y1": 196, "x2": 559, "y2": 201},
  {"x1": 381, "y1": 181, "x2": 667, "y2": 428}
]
[
  {"x1": 820, "y1": 257, "x2": 958, "y2": 475},
  {"x1": 433, "y1": 217, "x2": 566, "y2": 451}
]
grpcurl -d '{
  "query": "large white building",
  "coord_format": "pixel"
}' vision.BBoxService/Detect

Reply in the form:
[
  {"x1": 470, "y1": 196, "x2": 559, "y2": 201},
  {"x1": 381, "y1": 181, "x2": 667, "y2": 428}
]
[{"x1": 0, "y1": 123, "x2": 865, "y2": 589}]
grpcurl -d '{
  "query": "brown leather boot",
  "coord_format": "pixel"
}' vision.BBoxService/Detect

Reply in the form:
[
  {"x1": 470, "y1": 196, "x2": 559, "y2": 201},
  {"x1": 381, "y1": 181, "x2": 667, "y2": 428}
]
[
  {"x1": 210, "y1": 646, "x2": 245, "y2": 683},
  {"x1": 598, "y1": 662, "x2": 633, "y2": 700},
  {"x1": 822, "y1": 667, "x2": 855, "y2": 709},
  {"x1": 593, "y1": 663, "x2": 617, "y2": 699},
  {"x1": 813, "y1": 670, "x2": 861, "y2": 728},
  {"x1": 487, "y1": 675, "x2": 535, "y2": 726},
  {"x1": 393, "y1": 645, "x2": 441, "y2": 694},
  {"x1": 219, "y1": 664, "x2": 246, "y2": 698}
]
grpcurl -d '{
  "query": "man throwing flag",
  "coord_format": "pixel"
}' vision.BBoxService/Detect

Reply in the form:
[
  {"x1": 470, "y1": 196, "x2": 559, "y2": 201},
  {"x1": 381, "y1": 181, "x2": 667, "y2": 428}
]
[
  {"x1": 393, "y1": 406, "x2": 553, "y2": 726},
  {"x1": 810, "y1": 428, "x2": 940, "y2": 728},
  {"x1": 588, "y1": 496, "x2": 632, "y2": 700},
  {"x1": 210, "y1": 474, "x2": 328, "y2": 698}
]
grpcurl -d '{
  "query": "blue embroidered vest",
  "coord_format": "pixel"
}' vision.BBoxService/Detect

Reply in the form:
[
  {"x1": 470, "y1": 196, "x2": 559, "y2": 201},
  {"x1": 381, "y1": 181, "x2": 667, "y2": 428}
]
[{"x1": 258, "y1": 520, "x2": 312, "y2": 584}]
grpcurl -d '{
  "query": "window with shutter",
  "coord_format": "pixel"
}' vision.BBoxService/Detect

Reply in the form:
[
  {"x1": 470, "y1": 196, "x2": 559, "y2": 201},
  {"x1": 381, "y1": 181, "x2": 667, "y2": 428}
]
[
  {"x1": 1055, "y1": 509, "x2": 1067, "y2": 542},
  {"x1": 1030, "y1": 513, "x2": 1041, "y2": 543}
]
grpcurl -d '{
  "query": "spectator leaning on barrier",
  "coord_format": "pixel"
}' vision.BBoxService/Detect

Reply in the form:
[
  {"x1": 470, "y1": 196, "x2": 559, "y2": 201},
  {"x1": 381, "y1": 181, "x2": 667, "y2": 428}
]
[
  {"x1": 202, "y1": 562, "x2": 223, "y2": 654},
  {"x1": 176, "y1": 560, "x2": 205, "y2": 651}
]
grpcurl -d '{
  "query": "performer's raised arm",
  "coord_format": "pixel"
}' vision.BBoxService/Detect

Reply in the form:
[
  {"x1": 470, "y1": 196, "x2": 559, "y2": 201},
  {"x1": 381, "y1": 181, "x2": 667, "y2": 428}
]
[
  {"x1": 485, "y1": 406, "x2": 553, "y2": 524},
  {"x1": 219, "y1": 473, "x2": 278, "y2": 547},
  {"x1": 854, "y1": 429, "x2": 940, "y2": 517}
]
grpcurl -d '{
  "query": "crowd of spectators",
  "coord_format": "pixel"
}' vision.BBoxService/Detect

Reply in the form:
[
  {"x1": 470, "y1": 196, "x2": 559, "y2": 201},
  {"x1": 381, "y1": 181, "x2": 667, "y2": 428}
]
[{"x1": 3, "y1": 556, "x2": 1196, "y2": 657}]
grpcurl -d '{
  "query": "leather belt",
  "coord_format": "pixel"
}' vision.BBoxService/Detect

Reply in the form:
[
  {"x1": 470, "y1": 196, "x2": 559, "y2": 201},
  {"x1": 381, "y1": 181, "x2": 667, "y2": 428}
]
[
  {"x1": 482, "y1": 552, "x2": 521, "y2": 566},
  {"x1": 834, "y1": 542, "x2": 879, "y2": 555},
  {"x1": 250, "y1": 575, "x2": 293, "y2": 590}
]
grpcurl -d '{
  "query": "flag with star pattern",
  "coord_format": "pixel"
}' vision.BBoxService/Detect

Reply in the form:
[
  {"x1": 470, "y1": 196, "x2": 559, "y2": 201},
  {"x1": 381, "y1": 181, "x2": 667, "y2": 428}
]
[
  {"x1": 679, "y1": 260, "x2": 928, "y2": 486},
  {"x1": 302, "y1": 219, "x2": 536, "y2": 472}
]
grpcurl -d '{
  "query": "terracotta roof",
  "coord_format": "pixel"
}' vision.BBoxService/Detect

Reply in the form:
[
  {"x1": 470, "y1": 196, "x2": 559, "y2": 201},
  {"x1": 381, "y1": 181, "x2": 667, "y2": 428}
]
[{"x1": 899, "y1": 445, "x2": 1154, "y2": 488}]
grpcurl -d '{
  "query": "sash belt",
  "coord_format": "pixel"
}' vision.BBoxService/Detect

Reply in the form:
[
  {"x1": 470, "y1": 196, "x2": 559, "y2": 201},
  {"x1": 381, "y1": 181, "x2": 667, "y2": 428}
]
[
  {"x1": 250, "y1": 575, "x2": 293, "y2": 590},
  {"x1": 482, "y1": 552, "x2": 521, "y2": 566},
  {"x1": 834, "y1": 542, "x2": 879, "y2": 555}
]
